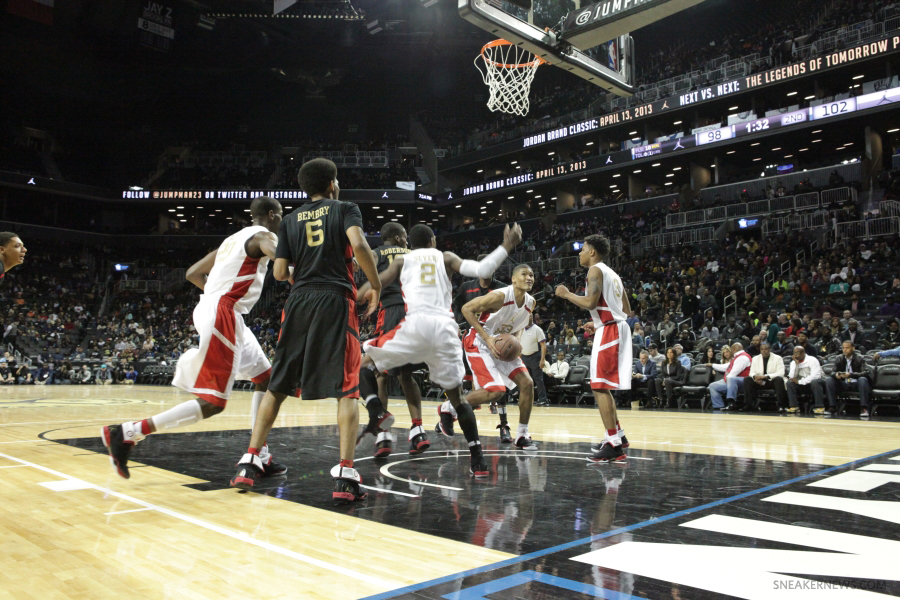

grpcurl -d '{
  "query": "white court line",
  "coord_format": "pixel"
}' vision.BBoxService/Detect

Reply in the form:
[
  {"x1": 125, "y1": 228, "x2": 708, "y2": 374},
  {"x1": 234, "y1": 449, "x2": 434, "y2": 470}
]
[
  {"x1": 0, "y1": 451, "x2": 399, "y2": 590},
  {"x1": 0, "y1": 465, "x2": 27, "y2": 468},
  {"x1": 359, "y1": 485, "x2": 420, "y2": 498},
  {"x1": 104, "y1": 507, "x2": 155, "y2": 516},
  {"x1": 0, "y1": 440, "x2": 44, "y2": 444}
]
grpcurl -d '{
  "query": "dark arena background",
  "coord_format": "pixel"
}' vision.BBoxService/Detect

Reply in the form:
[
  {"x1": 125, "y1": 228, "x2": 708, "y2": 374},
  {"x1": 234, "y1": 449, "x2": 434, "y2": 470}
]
[{"x1": 2, "y1": 0, "x2": 900, "y2": 597}]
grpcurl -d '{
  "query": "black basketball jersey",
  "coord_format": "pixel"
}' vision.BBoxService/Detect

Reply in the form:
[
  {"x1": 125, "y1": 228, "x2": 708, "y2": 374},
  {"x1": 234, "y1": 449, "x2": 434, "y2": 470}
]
[
  {"x1": 373, "y1": 244, "x2": 409, "y2": 307},
  {"x1": 276, "y1": 198, "x2": 364, "y2": 295}
]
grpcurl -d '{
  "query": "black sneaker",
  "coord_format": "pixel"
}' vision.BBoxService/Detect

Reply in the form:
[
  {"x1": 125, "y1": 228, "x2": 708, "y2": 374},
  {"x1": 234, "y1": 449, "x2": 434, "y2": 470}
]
[
  {"x1": 374, "y1": 431, "x2": 393, "y2": 458},
  {"x1": 332, "y1": 465, "x2": 368, "y2": 504},
  {"x1": 514, "y1": 435, "x2": 537, "y2": 451},
  {"x1": 498, "y1": 424, "x2": 512, "y2": 443},
  {"x1": 437, "y1": 406, "x2": 455, "y2": 437},
  {"x1": 260, "y1": 445, "x2": 287, "y2": 477},
  {"x1": 470, "y1": 456, "x2": 489, "y2": 478},
  {"x1": 489, "y1": 402, "x2": 498, "y2": 414},
  {"x1": 591, "y1": 435, "x2": 628, "y2": 452},
  {"x1": 408, "y1": 426, "x2": 431, "y2": 455},
  {"x1": 230, "y1": 454, "x2": 264, "y2": 489},
  {"x1": 589, "y1": 441, "x2": 626, "y2": 463},
  {"x1": 357, "y1": 403, "x2": 395, "y2": 446},
  {"x1": 101, "y1": 425, "x2": 133, "y2": 479}
]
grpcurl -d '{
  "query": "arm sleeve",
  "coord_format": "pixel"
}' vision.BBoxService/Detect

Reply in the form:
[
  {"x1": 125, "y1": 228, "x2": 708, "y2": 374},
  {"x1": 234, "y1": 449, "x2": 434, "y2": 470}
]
[
  {"x1": 275, "y1": 218, "x2": 291, "y2": 260},
  {"x1": 458, "y1": 246, "x2": 508, "y2": 279},
  {"x1": 342, "y1": 202, "x2": 364, "y2": 231}
]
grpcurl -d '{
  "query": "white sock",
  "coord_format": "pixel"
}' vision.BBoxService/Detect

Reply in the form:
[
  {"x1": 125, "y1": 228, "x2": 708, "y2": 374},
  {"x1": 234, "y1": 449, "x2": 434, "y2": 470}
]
[
  {"x1": 442, "y1": 401, "x2": 457, "y2": 418},
  {"x1": 516, "y1": 423, "x2": 529, "y2": 438},
  {"x1": 606, "y1": 431, "x2": 622, "y2": 446},
  {"x1": 150, "y1": 399, "x2": 204, "y2": 432},
  {"x1": 497, "y1": 405, "x2": 507, "y2": 415},
  {"x1": 250, "y1": 391, "x2": 264, "y2": 430}
]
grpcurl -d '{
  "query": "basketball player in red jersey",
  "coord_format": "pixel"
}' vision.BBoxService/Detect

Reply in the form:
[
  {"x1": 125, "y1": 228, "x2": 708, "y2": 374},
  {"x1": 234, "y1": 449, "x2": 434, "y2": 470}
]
[
  {"x1": 0, "y1": 232, "x2": 27, "y2": 285},
  {"x1": 556, "y1": 234, "x2": 632, "y2": 462},
  {"x1": 230, "y1": 159, "x2": 383, "y2": 503},
  {"x1": 101, "y1": 196, "x2": 285, "y2": 478}
]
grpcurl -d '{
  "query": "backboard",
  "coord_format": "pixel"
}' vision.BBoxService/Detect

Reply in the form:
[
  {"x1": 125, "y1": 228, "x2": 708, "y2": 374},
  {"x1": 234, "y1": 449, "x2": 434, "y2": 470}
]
[{"x1": 459, "y1": 0, "x2": 706, "y2": 97}]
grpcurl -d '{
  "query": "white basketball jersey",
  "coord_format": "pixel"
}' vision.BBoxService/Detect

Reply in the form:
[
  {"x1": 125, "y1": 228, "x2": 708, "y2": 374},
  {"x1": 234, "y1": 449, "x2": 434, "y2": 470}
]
[
  {"x1": 481, "y1": 285, "x2": 534, "y2": 336},
  {"x1": 588, "y1": 262, "x2": 627, "y2": 327},
  {"x1": 399, "y1": 248, "x2": 453, "y2": 316},
  {"x1": 203, "y1": 225, "x2": 275, "y2": 314}
]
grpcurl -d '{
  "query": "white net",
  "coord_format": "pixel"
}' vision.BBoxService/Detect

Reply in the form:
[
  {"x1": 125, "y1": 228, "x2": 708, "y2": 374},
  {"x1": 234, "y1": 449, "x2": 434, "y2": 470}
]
[{"x1": 474, "y1": 40, "x2": 543, "y2": 116}]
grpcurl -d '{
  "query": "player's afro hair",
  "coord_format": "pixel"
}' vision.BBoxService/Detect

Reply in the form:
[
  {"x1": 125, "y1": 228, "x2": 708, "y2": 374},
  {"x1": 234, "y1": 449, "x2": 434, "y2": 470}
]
[
  {"x1": 584, "y1": 234, "x2": 611, "y2": 258},
  {"x1": 409, "y1": 224, "x2": 434, "y2": 249},
  {"x1": 298, "y1": 158, "x2": 338, "y2": 197}
]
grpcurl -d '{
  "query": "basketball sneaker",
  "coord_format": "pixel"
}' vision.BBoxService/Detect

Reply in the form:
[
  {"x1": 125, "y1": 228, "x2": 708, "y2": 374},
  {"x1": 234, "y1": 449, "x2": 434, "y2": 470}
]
[
  {"x1": 357, "y1": 398, "x2": 395, "y2": 445},
  {"x1": 374, "y1": 431, "x2": 393, "y2": 458},
  {"x1": 591, "y1": 435, "x2": 628, "y2": 452},
  {"x1": 259, "y1": 444, "x2": 287, "y2": 477},
  {"x1": 514, "y1": 435, "x2": 537, "y2": 451},
  {"x1": 230, "y1": 453, "x2": 265, "y2": 489},
  {"x1": 470, "y1": 455, "x2": 489, "y2": 478},
  {"x1": 436, "y1": 405, "x2": 455, "y2": 437},
  {"x1": 590, "y1": 441, "x2": 626, "y2": 463},
  {"x1": 332, "y1": 465, "x2": 368, "y2": 504},
  {"x1": 408, "y1": 425, "x2": 431, "y2": 455},
  {"x1": 100, "y1": 424, "x2": 133, "y2": 479},
  {"x1": 489, "y1": 402, "x2": 498, "y2": 414},
  {"x1": 497, "y1": 423, "x2": 512, "y2": 443}
]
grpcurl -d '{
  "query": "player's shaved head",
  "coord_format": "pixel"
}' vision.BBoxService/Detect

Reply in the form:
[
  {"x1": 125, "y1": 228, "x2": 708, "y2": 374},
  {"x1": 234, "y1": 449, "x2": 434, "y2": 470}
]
[
  {"x1": 298, "y1": 158, "x2": 338, "y2": 197},
  {"x1": 250, "y1": 196, "x2": 281, "y2": 218},
  {"x1": 584, "y1": 234, "x2": 610, "y2": 258},
  {"x1": 409, "y1": 224, "x2": 434, "y2": 249},
  {"x1": 380, "y1": 222, "x2": 406, "y2": 241}
]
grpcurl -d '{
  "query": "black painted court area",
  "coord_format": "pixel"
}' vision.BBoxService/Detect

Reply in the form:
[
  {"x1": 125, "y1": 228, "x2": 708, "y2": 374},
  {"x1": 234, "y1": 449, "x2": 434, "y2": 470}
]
[{"x1": 49, "y1": 426, "x2": 900, "y2": 599}]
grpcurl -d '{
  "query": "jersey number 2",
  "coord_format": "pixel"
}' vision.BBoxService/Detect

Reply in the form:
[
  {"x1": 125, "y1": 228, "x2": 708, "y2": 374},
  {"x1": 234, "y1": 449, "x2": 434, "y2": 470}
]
[
  {"x1": 420, "y1": 263, "x2": 436, "y2": 285},
  {"x1": 306, "y1": 220, "x2": 324, "y2": 247}
]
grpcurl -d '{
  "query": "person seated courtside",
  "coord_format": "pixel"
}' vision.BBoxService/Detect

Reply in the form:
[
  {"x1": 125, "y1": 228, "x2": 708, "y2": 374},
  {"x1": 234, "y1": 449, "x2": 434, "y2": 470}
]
[
  {"x1": 631, "y1": 350, "x2": 657, "y2": 406},
  {"x1": 742, "y1": 342, "x2": 787, "y2": 411},
  {"x1": 825, "y1": 341, "x2": 871, "y2": 418},
  {"x1": 542, "y1": 350, "x2": 570, "y2": 401},
  {"x1": 785, "y1": 346, "x2": 826, "y2": 414},
  {"x1": 707, "y1": 343, "x2": 751, "y2": 411},
  {"x1": 654, "y1": 347, "x2": 686, "y2": 408}
]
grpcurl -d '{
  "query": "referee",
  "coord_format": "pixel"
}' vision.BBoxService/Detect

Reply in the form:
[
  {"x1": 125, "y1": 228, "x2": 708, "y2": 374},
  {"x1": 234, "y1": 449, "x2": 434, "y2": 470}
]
[{"x1": 520, "y1": 314, "x2": 548, "y2": 406}]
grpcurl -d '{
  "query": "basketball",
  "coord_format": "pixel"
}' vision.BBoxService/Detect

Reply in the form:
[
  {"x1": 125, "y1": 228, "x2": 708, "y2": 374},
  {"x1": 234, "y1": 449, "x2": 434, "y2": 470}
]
[{"x1": 494, "y1": 333, "x2": 522, "y2": 362}]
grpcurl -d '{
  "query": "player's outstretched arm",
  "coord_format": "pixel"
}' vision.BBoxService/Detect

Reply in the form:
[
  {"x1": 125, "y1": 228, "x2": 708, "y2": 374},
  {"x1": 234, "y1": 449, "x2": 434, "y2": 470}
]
[
  {"x1": 461, "y1": 291, "x2": 506, "y2": 358},
  {"x1": 356, "y1": 256, "x2": 403, "y2": 304},
  {"x1": 246, "y1": 231, "x2": 278, "y2": 261},
  {"x1": 185, "y1": 249, "x2": 218, "y2": 291},
  {"x1": 556, "y1": 265, "x2": 602, "y2": 310},
  {"x1": 347, "y1": 225, "x2": 381, "y2": 317}
]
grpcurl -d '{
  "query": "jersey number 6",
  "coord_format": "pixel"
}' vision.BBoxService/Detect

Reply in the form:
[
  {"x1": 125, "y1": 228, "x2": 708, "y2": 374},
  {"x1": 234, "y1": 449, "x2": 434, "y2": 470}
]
[{"x1": 306, "y1": 220, "x2": 324, "y2": 247}]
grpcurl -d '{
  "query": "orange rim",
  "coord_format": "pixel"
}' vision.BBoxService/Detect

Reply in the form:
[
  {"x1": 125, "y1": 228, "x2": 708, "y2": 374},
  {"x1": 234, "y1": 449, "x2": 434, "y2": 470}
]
[{"x1": 481, "y1": 39, "x2": 547, "y2": 69}]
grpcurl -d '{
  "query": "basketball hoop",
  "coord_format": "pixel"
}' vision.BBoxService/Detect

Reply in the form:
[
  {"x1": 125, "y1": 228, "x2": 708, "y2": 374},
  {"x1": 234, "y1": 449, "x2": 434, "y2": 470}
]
[{"x1": 475, "y1": 39, "x2": 546, "y2": 116}]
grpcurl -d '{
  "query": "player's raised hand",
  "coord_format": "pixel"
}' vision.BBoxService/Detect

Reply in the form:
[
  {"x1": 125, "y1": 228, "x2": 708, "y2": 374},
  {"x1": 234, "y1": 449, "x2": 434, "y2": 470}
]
[
  {"x1": 503, "y1": 223, "x2": 523, "y2": 249},
  {"x1": 555, "y1": 284, "x2": 570, "y2": 298}
]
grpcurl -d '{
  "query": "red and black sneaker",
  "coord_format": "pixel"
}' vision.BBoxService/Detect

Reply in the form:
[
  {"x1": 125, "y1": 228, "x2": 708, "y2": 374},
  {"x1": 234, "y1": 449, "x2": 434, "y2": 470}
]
[
  {"x1": 591, "y1": 435, "x2": 629, "y2": 452},
  {"x1": 589, "y1": 441, "x2": 626, "y2": 463},
  {"x1": 497, "y1": 424, "x2": 512, "y2": 443},
  {"x1": 356, "y1": 406, "x2": 395, "y2": 446},
  {"x1": 470, "y1": 455, "x2": 489, "y2": 478},
  {"x1": 230, "y1": 454, "x2": 264, "y2": 489},
  {"x1": 408, "y1": 425, "x2": 431, "y2": 455},
  {"x1": 435, "y1": 405, "x2": 455, "y2": 437},
  {"x1": 374, "y1": 431, "x2": 393, "y2": 458},
  {"x1": 332, "y1": 465, "x2": 368, "y2": 504},
  {"x1": 100, "y1": 424, "x2": 133, "y2": 479}
]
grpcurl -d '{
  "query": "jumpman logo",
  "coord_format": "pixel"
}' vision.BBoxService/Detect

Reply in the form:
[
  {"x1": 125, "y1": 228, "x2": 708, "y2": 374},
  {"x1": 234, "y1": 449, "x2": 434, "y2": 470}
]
[
  {"x1": 606, "y1": 156, "x2": 613, "y2": 164},
  {"x1": 674, "y1": 139, "x2": 684, "y2": 150},
  {"x1": 382, "y1": 192, "x2": 389, "y2": 198},
  {"x1": 27, "y1": 178, "x2": 35, "y2": 185},
  {"x1": 661, "y1": 101, "x2": 669, "y2": 110},
  {"x1": 448, "y1": 193, "x2": 453, "y2": 200}
]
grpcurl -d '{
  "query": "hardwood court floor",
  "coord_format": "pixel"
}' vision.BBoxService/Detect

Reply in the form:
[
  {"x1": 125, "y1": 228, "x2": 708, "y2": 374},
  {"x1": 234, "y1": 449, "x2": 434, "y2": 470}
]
[{"x1": 0, "y1": 385, "x2": 898, "y2": 599}]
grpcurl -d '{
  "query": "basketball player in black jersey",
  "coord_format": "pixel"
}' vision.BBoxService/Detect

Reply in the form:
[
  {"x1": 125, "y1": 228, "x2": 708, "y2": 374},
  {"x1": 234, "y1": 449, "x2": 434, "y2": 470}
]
[
  {"x1": 231, "y1": 158, "x2": 382, "y2": 503},
  {"x1": 0, "y1": 232, "x2": 27, "y2": 285},
  {"x1": 357, "y1": 222, "x2": 430, "y2": 458}
]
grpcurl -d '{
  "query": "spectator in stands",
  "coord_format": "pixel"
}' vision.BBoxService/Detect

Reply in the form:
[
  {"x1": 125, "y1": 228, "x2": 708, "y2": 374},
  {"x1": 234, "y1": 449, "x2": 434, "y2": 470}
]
[
  {"x1": 124, "y1": 365, "x2": 138, "y2": 385},
  {"x1": 722, "y1": 317, "x2": 744, "y2": 342},
  {"x1": 0, "y1": 360, "x2": 13, "y2": 384},
  {"x1": 53, "y1": 361, "x2": 73, "y2": 384},
  {"x1": 110, "y1": 362, "x2": 126, "y2": 385},
  {"x1": 795, "y1": 332, "x2": 818, "y2": 357},
  {"x1": 95, "y1": 364, "x2": 112, "y2": 385},
  {"x1": 848, "y1": 294, "x2": 865, "y2": 312},
  {"x1": 632, "y1": 323, "x2": 645, "y2": 347},
  {"x1": 75, "y1": 364, "x2": 92, "y2": 385},
  {"x1": 785, "y1": 346, "x2": 826, "y2": 414},
  {"x1": 707, "y1": 343, "x2": 752, "y2": 411},
  {"x1": 15, "y1": 363, "x2": 32, "y2": 384},
  {"x1": 825, "y1": 341, "x2": 871, "y2": 418},
  {"x1": 681, "y1": 285, "x2": 701, "y2": 328},
  {"x1": 839, "y1": 320, "x2": 864, "y2": 348},
  {"x1": 746, "y1": 335, "x2": 762, "y2": 357},
  {"x1": 631, "y1": 351, "x2": 657, "y2": 406},
  {"x1": 673, "y1": 344, "x2": 691, "y2": 369},
  {"x1": 772, "y1": 331, "x2": 794, "y2": 357},
  {"x1": 34, "y1": 363, "x2": 53, "y2": 386},
  {"x1": 71, "y1": 346, "x2": 86, "y2": 360},
  {"x1": 700, "y1": 320, "x2": 720, "y2": 340},
  {"x1": 646, "y1": 344, "x2": 665, "y2": 368},
  {"x1": 564, "y1": 329, "x2": 579, "y2": 346},
  {"x1": 655, "y1": 347, "x2": 687, "y2": 409},
  {"x1": 677, "y1": 324, "x2": 696, "y2": 352},
  {"x1": 702, "y1": 346, "x2": 717, "y2": 365},
  {"x1": 542, "y1": 350, "x2": 570, "y2": 396},
  {"x1": 879, "y1": 295, "x2": 900, "y2": 318},
  {"x1": 762, "y1": 313, "x2": 780, "y2": 345},
  {"x1": 879, "y1": 319, "x2": 900, "y2": 348},
  {"x1": 659, "y1": 314, "x2": 676, "y2": 340},
  {"x1": 743, "y1": 342, "x2": 787, "y2": 411}
]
